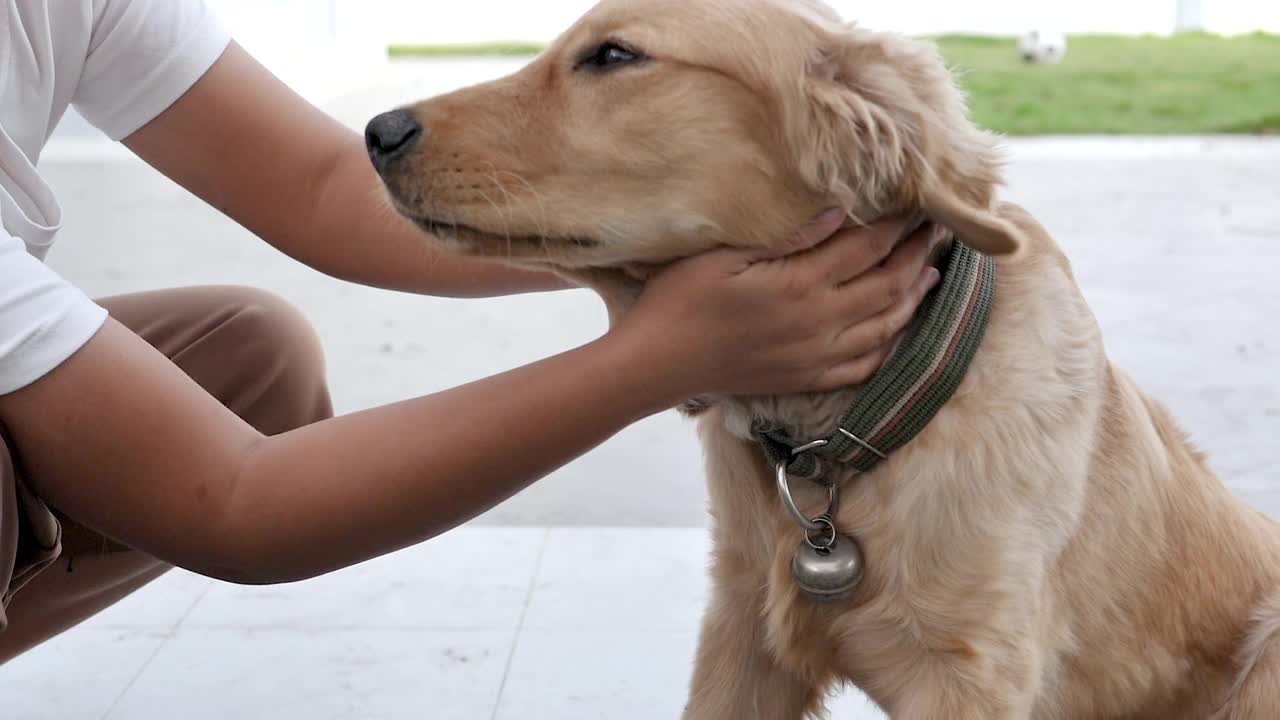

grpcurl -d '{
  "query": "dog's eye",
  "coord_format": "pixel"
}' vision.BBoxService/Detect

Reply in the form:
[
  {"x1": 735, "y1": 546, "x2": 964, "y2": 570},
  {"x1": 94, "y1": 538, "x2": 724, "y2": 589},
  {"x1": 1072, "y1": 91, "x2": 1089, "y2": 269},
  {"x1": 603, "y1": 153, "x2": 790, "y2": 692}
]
[{"x1": 577, "y1": 41, "x2": 644, "y2": 71}]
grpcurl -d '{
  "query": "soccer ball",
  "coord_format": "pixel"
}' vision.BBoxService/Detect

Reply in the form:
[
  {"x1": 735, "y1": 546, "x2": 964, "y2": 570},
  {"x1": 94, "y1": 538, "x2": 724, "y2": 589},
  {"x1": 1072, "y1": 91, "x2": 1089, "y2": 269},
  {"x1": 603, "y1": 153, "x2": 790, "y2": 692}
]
[{"x1": 1018, "y1": 30, "x2": 1068, "y2": 65}]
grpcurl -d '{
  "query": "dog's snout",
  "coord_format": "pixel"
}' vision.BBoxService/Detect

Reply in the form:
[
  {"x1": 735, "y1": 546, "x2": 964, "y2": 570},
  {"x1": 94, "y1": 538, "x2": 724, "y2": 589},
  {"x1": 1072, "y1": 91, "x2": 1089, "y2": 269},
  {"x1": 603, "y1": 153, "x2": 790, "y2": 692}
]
[{"x1": 365, "y1": 109, "x2": 422, "y2": 170}]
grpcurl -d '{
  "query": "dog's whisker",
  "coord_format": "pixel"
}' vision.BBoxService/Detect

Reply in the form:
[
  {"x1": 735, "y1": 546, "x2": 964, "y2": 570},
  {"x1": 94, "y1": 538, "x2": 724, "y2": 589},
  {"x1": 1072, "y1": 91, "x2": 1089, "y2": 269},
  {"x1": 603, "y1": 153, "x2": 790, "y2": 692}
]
[
  {"x1": 471, "y1": 186, "x2": 513, "y2": 260},
  {"x1": 474, "y1": 164, "x2": 515, "y2": 259},
  {"x1": 494, "y1": 170, "x2": 553, "y2": 243},
  {"x1": 484, "y1": 172, "x2": 521, "y2": 244}
]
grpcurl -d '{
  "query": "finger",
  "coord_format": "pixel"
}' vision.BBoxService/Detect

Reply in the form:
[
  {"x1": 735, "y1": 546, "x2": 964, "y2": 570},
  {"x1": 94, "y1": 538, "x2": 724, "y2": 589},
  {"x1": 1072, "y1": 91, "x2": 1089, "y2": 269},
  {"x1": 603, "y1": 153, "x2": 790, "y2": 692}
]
[
  {"x1": 832, "y1": 266, "x2": 941, "y2": 356},
  {"x1": 832, "y1": 219, "x2": 933, "y2": 287},
  {"x1": 671, "y1": 244, "x2": 759, "y2": 280},
  {"x1": 750, "y1": 208, "x2": 847, "y2": 261},
  {"x1": 795, "y1": 216, "x2": 913, "y2": 286},
  {"x1": 927, "y1": 222, "x2": 954, "y2": 261},
  {"x1": 823, "y1": 221, "x2": 941, "y2": 319},
  {"x1": 811, "y1": 343, "x2": 896, "y2": 391},
  {"x1": 893, "y1": 221, "x2": 952, "y2": 271},
  {"x1": 830, "y1": 237, "x2": 941, "y2": 325}
]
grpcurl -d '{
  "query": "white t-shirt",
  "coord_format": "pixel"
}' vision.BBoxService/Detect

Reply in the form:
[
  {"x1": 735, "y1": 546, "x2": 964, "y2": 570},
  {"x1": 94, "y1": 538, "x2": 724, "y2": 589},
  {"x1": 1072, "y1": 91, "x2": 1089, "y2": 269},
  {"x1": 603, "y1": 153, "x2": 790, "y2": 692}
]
[{"x1": 0, "y1": 0, "x2": 230, "y2": 394}]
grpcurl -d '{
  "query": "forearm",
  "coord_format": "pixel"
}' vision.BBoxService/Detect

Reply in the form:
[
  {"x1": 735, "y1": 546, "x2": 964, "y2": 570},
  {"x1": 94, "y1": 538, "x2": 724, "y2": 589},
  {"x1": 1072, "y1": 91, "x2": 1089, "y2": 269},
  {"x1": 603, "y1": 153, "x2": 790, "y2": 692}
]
[
  {"x1": 0, "y1": 320, "x2": 683, "y2": 586},
  {"x1": 123, "y1": 42, "x2": 566, "y2": 298},
  {"x1": 224, "y1": 329, "x2": 676, "y2": 582}
]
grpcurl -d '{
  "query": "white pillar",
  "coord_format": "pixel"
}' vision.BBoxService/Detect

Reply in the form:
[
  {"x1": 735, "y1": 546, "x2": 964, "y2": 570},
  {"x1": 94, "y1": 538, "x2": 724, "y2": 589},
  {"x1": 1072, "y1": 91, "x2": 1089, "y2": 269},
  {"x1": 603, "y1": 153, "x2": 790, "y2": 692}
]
[{"x1": 1176, "y1": 0, "x2": 1204, "y2": 31}]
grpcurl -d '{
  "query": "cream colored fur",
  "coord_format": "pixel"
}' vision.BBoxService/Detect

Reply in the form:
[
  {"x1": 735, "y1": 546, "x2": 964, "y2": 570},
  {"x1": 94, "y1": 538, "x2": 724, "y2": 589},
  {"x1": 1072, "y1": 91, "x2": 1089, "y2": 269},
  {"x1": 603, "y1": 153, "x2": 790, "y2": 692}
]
[{"x1": 375, "y1": 0, "x2": 1280, "y2": 716}]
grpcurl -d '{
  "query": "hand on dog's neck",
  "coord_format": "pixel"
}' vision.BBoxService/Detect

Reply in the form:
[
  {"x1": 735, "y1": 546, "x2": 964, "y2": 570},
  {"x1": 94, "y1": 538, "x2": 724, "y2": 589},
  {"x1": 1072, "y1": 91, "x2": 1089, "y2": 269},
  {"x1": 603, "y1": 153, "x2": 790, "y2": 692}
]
[
  {"x1": 688, "y1": 219, "x2": 957, "y2": 444},
  {"x1": 564, "y1": 217, "x2": 955, "y2": 435}
]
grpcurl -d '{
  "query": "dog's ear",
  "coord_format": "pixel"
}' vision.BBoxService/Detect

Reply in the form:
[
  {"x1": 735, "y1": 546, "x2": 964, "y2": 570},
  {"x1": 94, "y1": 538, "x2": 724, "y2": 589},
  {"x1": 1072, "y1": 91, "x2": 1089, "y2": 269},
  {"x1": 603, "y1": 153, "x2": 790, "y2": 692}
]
[
  {"x1": 792, "y1": 24, "x2": 1026, "y2": 256},
  {"x1": 920, "y1": 176, "x2": 1027, "y2": 256}
]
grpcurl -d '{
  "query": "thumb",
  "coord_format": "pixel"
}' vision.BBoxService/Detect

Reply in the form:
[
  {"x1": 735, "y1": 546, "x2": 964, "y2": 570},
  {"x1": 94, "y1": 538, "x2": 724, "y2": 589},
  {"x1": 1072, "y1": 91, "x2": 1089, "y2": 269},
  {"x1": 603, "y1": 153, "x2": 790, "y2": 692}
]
[
  {"x1": 749, "y1": 207, "x2": 848, "y2": 261},
  {"x1": 651, "y1": 243, "x2": 758, "y2": 283}
]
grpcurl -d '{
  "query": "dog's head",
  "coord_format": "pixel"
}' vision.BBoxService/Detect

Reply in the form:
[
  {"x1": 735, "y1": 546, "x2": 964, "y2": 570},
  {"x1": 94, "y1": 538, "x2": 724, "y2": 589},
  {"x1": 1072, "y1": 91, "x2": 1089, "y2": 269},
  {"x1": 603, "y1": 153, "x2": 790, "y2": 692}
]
[{"x1": 369, "y1": 0, "x2": 1025, "y2": 283}]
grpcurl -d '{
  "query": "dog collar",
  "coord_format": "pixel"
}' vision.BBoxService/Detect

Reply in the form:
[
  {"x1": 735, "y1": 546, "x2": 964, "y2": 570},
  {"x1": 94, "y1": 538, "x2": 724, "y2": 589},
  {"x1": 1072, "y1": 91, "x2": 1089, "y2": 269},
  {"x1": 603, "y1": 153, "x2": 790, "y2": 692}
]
[{"x1": 754, "y1": 241, "x2": 996, "y2": 482}]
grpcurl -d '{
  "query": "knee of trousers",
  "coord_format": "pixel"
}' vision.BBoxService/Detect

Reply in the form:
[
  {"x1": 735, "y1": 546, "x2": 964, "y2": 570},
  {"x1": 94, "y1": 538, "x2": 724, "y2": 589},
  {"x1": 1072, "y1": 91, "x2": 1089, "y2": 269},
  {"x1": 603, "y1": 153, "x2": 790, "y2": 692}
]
[{"x1": 202, "y1": 287, "x2": 334, "y2": 434}]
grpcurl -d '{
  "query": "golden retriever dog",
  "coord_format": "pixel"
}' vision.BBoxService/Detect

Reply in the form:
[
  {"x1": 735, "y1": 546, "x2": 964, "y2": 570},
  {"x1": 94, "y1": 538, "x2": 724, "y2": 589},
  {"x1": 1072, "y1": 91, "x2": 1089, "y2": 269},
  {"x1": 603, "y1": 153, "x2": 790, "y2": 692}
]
[{"x1": 367, "y1": 0, "x2": 1280, "y2": 716}]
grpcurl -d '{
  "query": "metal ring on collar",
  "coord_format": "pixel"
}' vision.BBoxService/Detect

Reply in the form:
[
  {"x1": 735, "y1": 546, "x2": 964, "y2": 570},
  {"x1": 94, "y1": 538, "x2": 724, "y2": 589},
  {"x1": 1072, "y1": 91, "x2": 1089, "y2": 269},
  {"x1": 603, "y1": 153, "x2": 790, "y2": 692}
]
[
  {"x1": 790, "y1": 438, "x2": 829, "y2": 455},
  {"x1": 804, "y1": 516, "x2": 838, "y2": 550},
  {"x1": 775, "y1": 462, "x2": 838, "y2": 533}
]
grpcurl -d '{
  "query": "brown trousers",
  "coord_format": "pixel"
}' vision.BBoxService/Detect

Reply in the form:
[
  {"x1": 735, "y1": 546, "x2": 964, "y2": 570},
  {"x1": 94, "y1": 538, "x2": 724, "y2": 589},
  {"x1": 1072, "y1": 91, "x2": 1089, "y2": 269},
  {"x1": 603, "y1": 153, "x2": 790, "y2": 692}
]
[{"x1": 0, "y1": 286, "x2": 333, "y2": 663}]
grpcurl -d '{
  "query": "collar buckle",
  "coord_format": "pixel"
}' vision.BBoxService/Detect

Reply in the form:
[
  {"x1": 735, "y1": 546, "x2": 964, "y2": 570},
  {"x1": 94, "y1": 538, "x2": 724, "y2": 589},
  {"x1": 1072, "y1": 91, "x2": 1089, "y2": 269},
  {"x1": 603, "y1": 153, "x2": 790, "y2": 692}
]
[{"x1": 836, "y1": 428, "x2": 887, "y2": 460}]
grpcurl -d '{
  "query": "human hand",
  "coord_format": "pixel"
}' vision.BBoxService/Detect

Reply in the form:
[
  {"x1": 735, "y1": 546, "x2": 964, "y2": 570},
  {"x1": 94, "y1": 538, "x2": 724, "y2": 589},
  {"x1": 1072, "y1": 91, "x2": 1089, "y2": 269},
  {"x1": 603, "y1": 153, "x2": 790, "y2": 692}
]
[{"x1": 619, "y1": 210, "x2": 948, "y2": 399}]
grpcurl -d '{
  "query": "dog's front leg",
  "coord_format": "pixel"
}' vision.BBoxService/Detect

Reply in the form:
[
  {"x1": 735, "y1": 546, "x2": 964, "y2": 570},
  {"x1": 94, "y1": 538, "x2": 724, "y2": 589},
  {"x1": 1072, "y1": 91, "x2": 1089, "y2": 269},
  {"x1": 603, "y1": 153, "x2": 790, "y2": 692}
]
[
  {"x1": 889, "y1": 683, "x2": 1036, "y2": 720},
  {"x1": 875, "y1": 632, "x2": 1041, "y2": 720},
  {"x1": 683, "y1": 584, "x2": 822, "y2": 720}
]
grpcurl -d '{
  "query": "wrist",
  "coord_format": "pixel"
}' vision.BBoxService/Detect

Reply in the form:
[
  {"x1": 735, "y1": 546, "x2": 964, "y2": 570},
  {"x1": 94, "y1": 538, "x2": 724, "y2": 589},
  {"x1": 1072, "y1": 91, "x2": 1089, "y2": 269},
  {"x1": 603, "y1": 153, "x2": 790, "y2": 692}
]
[
  {"x1": 591, "y1": 324, "x2": 698, "y2": 419},
  {"x1": 418, "y1": 255, "x2": 573, "y2": 298}
]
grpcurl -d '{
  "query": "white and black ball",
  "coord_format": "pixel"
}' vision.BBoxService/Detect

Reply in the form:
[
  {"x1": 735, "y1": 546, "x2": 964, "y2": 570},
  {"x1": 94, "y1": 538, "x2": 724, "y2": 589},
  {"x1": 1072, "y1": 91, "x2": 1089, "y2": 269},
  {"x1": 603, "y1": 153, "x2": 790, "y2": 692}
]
[{"x1": 1018, "y1": 29, "x2": 1068, "y2": 64}]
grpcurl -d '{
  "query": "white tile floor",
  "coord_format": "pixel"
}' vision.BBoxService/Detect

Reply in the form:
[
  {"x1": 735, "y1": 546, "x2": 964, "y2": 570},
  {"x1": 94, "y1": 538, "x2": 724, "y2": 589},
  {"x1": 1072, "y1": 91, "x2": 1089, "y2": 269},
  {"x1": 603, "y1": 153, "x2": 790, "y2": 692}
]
[{"x1": 2, "y1": 528, "x2": 887, "y2": 720}]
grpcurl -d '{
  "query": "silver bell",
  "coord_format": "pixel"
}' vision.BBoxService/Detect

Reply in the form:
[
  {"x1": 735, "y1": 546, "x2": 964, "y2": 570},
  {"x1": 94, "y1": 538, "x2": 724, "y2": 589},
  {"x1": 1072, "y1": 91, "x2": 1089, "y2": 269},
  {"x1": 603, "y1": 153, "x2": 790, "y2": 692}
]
[{"x1": 791, "y1": 525, "x2": 864, "y2": 602}]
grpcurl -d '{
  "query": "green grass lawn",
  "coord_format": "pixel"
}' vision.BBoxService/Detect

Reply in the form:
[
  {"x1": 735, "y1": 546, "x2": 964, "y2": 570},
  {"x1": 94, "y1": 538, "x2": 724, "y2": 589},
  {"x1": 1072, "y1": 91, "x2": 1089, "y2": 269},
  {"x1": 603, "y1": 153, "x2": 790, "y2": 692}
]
[
  {"x1": 938, "y1": 33, "x2": 1280, "y2": 135},
  {"x1": 388, "y1": 42, "x2": 547, "y2": 58},
  {"x1": 388, "y1": 34, "x2": 1280, "y2": 135}
]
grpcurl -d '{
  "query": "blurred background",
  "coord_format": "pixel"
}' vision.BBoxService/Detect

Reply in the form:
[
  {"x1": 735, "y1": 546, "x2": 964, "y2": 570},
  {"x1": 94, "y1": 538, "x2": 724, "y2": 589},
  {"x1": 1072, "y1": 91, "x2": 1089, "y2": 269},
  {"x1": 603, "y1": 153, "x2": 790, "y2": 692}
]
[
  {"x1": 211, "y1": 0, "x2": 1280, "y2": 47},
  {"x1": 18, "y1": 2, "x2": 1280, "y2": 719}
]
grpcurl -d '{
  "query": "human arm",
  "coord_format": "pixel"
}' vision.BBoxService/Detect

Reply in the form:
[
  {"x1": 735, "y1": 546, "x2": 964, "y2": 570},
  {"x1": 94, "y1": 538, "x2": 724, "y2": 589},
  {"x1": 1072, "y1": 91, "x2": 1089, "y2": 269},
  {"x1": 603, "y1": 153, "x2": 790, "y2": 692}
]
[
  {"x1": 122, "y1": 41, "x2": 565, "y2": 298},
  {"x1": 0, "y1": 216, "x2": 942, "y2": 584}
]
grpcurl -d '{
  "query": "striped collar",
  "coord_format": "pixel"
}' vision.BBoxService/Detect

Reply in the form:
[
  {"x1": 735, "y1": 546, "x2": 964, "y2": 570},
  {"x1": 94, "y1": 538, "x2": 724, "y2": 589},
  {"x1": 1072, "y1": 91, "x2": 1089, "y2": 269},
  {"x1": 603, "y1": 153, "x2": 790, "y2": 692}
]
[{"x1": 754, "y1": 241, "x2": 996, "y2": 482}]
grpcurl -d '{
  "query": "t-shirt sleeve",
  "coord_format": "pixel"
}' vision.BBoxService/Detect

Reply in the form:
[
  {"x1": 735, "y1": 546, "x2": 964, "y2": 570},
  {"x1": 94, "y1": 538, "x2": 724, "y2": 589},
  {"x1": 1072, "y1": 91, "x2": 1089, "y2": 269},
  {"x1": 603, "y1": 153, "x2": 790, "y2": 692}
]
[
  {"x1": 72, "y1": 0, "x2": 231, "y2": 141},
  {"x1": 0, "y1": 231, "x2": 109, "y2": 395}
]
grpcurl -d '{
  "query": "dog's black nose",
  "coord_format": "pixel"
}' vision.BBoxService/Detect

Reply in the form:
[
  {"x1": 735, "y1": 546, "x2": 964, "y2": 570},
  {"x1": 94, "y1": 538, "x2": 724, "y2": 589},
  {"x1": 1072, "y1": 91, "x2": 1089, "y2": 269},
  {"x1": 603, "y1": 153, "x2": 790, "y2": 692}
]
[{"x1": 365, "y1": 109, "x2": 422, "y2": 169}]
